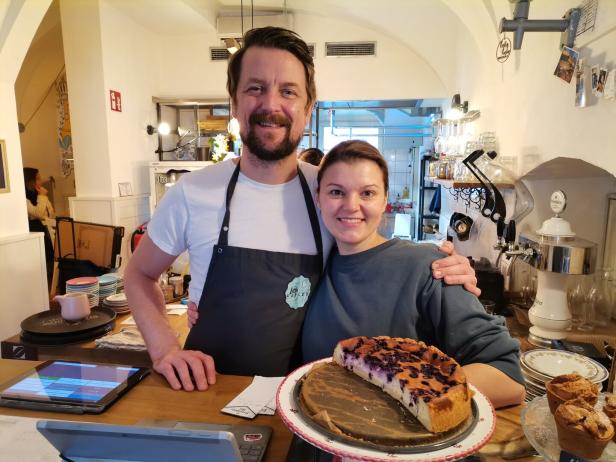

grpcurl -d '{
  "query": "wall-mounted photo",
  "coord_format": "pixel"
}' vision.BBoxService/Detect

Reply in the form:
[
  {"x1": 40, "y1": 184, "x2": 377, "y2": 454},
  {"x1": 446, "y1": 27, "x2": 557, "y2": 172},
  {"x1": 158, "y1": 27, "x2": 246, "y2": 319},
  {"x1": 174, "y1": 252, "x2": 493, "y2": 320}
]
[
  {"x1": 574, "y1": 59, "x2": 586, "y2": 108},
  {"x1": 0, "y1": 140, "x2": 9, "y2": 193},
  {"x1": 553, "y1": 47, "x2": 578, "y2": 84},
  {"x1": 591, "y1": 65, "x2": 600, "y2": 96}
]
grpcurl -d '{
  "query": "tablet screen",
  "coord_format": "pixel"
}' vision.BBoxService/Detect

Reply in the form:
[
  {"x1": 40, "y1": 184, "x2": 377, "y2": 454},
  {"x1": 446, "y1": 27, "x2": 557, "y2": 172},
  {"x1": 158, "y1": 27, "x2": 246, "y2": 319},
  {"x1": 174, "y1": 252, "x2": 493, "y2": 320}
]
[{"x1": 0, "y1": 360, "x2": 148, "y2": 405}]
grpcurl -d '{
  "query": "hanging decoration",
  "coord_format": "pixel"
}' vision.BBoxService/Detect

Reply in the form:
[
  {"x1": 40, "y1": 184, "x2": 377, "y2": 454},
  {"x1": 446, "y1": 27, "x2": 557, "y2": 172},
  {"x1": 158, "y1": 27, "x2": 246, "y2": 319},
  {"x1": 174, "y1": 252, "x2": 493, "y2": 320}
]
[
  {"x1": 55, "y1": 72, "x2": 73, "y2": 177},
  {"x1": 496, "y1": 34, "x2": 512, "y2": 63}
]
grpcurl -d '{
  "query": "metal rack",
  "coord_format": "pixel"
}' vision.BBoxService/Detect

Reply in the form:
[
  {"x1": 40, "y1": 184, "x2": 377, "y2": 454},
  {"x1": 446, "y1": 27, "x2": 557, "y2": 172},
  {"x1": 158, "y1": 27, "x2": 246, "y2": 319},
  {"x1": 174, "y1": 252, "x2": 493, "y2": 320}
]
[
  {"x1": 417, "y1": 155, "x2": 439, "y2": 240},
  {"x1": 429, "y1": 178, "x2": 514, "y2": 212},
  {"x1": 152, "y1": 98, "x2": 230, "y2": 162}
]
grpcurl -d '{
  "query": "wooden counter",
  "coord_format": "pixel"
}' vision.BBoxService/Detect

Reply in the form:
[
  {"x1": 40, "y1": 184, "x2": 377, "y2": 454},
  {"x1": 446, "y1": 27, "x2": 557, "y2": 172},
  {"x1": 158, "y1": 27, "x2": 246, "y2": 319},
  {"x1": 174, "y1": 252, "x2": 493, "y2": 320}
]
[
  {"x1": 0, "y1": 309, "x2": 547, "y2": 461},
  {"x1": 0, "y1": 358, "x2": 541, "y2": 461},
  {"x1": 1, "y1": 311, "x2": 188, "y2": 367},
  {"x1": 0, "y1": 359, "x2": 292, "y2": 462}
]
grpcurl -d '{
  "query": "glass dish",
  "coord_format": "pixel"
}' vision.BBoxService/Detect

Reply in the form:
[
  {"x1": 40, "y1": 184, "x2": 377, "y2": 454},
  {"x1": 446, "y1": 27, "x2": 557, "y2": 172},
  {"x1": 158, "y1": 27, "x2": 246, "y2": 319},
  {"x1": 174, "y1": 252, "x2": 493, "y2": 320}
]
[{"x1": 521, "y1": 394, "x2": 616, "y2": 462}]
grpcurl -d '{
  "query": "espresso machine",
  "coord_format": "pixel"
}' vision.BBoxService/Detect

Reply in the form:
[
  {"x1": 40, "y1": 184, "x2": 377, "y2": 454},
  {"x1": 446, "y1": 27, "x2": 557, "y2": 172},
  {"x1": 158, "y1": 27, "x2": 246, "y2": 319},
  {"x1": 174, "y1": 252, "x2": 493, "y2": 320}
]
[{"x1": 516, "y1": 190, "x2": 597, "y2": 347}]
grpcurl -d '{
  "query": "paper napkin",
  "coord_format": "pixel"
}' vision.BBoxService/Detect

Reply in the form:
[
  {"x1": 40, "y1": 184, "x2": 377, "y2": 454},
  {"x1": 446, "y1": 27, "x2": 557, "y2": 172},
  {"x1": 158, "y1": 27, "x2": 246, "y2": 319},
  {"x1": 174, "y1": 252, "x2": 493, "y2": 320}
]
[{"x1": 222, "y1": 376, "x2": 284, "y2": 419}]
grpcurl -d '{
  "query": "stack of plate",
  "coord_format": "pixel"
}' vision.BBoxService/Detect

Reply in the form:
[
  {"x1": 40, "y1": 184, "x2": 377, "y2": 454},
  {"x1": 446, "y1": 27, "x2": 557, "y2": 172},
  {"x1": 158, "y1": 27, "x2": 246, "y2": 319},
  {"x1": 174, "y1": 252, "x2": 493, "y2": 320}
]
[
  {"x1": 103, "y1": 292, "x2": 130, "y2": 314},
  {"x1": 20, "y1": 307, "x2": 116, "y2": 345},
  {"x1": 102, "y1": 272, "x2": 123, "y2": 294},
  {"x1": 521, "y1": 349, "x2": 608, "y2": 402},
  {"x1": 66, "y1": 277, "x2": 99, "y2": 308},
  {"x1": 97, "y1": 274, "x2": 118, "y2": 302}
]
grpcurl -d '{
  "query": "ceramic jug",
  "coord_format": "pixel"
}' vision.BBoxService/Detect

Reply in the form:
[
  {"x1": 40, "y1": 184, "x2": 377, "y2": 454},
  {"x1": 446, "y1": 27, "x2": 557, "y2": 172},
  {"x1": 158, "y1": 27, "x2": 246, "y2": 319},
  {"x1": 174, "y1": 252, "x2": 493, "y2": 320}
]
[{"x1": 54, "y1": 292, "x2": 91, "y2": 321}]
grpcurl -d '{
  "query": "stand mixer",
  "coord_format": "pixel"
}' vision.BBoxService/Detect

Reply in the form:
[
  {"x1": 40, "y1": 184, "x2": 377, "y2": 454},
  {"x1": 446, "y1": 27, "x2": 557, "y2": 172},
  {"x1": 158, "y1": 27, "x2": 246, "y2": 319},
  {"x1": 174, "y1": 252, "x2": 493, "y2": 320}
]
[{"x1": 516, "y1": 190, "x2": 597, "y2": 347}]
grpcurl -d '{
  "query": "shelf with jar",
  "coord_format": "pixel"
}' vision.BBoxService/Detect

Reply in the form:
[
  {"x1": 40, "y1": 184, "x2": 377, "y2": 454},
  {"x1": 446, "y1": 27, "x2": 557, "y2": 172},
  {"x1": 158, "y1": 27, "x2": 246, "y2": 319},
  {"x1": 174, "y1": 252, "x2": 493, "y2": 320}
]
[
  {"x1": 428, "y1": 178, "x2": 514, "y2": 189},
  {"x1": 423, "y1": 147, "x2": 516, "y2": 214},
  {"x1": 427, "y1": 131, "x2": 515, "y2": 190}
]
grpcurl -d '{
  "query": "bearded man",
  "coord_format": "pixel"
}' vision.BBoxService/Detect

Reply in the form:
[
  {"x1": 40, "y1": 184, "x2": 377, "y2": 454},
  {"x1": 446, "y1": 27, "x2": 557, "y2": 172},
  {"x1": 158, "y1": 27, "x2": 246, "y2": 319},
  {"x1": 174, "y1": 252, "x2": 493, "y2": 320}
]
[{"x1": 125, "y1": 27, "x2": 479, "y2": 391}]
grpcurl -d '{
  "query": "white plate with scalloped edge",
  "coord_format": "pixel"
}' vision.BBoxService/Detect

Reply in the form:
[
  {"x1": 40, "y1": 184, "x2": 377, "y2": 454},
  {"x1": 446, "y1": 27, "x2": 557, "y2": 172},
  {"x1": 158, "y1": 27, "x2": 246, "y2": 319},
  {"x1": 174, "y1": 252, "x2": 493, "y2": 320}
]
[
  {"x1": 277, "y1": 358, "x2": 496, "y2": 462},
  {"x1": 521, "y1": 349, "x2": 608, "y2": 383}
]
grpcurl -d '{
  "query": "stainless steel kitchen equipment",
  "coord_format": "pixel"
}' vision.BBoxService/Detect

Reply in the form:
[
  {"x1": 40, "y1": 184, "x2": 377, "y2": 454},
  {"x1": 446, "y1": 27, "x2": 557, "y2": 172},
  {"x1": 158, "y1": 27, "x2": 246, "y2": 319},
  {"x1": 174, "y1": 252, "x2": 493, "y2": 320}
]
[
  {"x1": 516, "y1": 190, "x2": 597, "y2": 347},
  {"x1": 148, "y1": 161, "x2": 211, "y2": 214}
]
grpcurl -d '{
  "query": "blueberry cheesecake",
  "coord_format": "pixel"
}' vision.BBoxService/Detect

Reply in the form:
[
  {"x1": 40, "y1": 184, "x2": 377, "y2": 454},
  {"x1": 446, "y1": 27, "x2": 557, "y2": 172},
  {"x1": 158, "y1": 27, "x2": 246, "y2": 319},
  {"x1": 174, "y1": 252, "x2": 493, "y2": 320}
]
[{"x1": 333, "y1": 336, "x2": 472, "y2": 433}]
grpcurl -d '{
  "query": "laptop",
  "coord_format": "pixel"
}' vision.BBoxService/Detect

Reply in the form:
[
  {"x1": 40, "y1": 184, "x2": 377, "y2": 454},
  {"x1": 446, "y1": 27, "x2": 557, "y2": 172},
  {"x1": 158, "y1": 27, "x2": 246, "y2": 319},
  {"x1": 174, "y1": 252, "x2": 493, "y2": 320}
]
[
  {"x1": 0, "y1": 360, "x2": 149, "y2": 414},
  {"x1": 37, "y1": 419, "x2": 272, "y2": 462}
]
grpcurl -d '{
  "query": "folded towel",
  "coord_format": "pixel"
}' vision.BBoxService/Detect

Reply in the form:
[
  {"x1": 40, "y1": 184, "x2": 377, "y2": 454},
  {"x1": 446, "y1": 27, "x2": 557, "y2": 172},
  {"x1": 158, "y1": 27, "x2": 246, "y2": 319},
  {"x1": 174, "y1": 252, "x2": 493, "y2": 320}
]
[{"x1": 95, "y1": 327, "x2": 146, "y2": 351}]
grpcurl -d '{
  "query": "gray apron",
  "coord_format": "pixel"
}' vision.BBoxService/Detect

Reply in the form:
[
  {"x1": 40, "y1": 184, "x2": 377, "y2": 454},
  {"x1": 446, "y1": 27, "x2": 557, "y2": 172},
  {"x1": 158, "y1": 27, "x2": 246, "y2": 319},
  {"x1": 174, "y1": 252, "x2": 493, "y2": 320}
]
[{"x1": 184, "y1": 162, "x2": 323, "y2": 376}]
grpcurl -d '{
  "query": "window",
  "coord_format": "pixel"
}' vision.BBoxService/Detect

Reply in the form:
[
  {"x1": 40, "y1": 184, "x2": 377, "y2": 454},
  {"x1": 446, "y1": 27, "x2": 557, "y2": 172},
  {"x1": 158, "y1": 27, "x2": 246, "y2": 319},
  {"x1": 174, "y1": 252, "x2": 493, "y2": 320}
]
[{"x1": 322, "y1": 127, "x2": 379, "y2": 153}]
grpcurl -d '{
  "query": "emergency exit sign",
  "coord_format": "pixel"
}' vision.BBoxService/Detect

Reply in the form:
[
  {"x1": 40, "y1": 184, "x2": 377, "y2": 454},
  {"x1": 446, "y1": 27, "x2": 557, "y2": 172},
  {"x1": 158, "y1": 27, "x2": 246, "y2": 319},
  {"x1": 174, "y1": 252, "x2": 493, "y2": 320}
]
[{"x1": 110, "y1": 90, "x2": 122, "y2": 112}]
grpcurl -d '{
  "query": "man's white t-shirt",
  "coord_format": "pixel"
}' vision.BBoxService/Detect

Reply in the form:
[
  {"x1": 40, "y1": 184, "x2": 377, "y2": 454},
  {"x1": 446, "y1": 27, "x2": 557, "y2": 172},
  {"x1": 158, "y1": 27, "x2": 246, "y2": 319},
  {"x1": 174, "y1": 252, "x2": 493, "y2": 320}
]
[{"x1": 148, "y1": 159, "x2": 334, "y2": 303}]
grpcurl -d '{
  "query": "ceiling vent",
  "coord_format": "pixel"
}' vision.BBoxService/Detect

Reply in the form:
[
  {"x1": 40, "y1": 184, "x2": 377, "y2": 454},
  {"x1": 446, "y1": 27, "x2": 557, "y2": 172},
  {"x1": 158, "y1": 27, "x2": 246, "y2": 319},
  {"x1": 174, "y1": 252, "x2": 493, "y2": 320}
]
[
  {"x1": 210, "y1": 47, "x2": 231, "y2": 61},
  {"x1": 216, "y1": 12, "x2": 293, "y2": 37},
  {"x1": 210, "y1": 43, "x2": 313, "y2": 61},
  {"x1": 325, "y1": 41, "x2": 376, "y2": 57}
]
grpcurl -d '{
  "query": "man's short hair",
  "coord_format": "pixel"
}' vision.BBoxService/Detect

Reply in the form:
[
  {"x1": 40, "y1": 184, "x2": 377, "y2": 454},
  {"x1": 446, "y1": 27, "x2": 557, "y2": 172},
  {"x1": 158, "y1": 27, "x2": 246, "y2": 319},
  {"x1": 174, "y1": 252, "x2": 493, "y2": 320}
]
[{"x1": 227, "y1": 27, "x2": 316, "y2": 111}]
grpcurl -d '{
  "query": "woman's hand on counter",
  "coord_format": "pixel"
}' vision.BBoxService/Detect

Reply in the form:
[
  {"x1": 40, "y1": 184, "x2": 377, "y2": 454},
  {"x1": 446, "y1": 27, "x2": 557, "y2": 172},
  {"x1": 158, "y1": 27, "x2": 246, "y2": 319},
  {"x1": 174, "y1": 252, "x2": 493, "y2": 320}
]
[
  {"x1": 187, "y1": 301, "x2": 199, "y2": 328},
  {"x1": 153, "y1": 346, "x2": 216, "y2": 391},
  {"x1": 434, "y1": 241, "x2": 481, "y2": 297}
]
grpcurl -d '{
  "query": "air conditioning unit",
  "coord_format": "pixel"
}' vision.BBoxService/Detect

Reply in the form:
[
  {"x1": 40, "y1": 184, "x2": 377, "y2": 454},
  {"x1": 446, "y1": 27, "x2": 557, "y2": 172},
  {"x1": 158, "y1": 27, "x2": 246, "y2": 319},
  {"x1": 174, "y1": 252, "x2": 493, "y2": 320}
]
[{"x1": 216, "y1": 13, "x2": 293, "y2": 37}]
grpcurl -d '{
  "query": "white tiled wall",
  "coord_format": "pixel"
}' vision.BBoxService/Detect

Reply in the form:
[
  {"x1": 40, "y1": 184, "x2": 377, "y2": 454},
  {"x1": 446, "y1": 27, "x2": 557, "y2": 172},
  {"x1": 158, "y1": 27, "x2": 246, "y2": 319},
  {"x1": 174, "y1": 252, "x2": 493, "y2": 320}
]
[{"x1": 385, "y1": 151, "x2": 413, "y2": 202}]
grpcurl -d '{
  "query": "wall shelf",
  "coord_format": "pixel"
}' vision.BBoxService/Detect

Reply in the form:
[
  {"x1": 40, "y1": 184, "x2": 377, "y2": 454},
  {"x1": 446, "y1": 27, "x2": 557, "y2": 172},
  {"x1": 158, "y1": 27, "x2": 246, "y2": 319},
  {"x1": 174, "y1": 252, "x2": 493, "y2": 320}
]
[
  {"x1": 417, "y1": 156, "x2": 440, "y2": 241},
  {"x1": 428, "y1": 178, "x2": 515, "y2": 189}
]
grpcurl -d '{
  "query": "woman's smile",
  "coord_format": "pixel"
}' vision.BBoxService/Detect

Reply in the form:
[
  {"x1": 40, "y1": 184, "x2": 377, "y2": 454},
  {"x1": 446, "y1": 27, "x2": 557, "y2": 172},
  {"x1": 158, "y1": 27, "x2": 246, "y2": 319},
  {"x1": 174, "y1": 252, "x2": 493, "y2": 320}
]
[{"x1": 317, "y1": 160, "x2": 388, "y2": 255}]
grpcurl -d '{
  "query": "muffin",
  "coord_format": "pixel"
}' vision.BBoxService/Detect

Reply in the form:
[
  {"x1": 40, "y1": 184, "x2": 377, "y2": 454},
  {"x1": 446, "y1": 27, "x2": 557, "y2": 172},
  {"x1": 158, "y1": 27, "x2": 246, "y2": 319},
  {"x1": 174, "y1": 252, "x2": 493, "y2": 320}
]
[
  {"x1": 546, "y1": 373, "x2": 599, "y2": 414},
  {"x1": 603, "y1": 393, "x2": 616, "y2": 442},
  {"x1": 554, "y1": 398, "x2": 614, "y2": 460}
]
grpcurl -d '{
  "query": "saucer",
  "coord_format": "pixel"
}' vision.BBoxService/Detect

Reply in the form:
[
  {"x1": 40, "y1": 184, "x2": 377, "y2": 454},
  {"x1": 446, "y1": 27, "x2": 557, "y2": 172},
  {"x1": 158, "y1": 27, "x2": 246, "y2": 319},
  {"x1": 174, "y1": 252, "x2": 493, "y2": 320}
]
[{"x1": 520, "y1": 349, "x2": 608, "y2": 383}]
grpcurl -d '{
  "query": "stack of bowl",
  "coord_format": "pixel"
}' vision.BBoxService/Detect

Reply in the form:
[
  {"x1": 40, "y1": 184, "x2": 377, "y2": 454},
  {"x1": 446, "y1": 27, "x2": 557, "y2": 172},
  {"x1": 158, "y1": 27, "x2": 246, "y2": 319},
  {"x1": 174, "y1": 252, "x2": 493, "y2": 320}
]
[{"x1": 520, "y1": 349, "x2": 608, "y2": 401}]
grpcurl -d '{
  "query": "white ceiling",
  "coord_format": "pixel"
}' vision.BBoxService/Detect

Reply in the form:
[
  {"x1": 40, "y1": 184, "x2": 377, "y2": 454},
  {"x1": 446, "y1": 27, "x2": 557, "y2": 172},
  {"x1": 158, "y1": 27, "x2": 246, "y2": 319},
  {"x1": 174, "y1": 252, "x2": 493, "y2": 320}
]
[{"x1": 101, "y1": 0, "x2": 473, "y2": 40}]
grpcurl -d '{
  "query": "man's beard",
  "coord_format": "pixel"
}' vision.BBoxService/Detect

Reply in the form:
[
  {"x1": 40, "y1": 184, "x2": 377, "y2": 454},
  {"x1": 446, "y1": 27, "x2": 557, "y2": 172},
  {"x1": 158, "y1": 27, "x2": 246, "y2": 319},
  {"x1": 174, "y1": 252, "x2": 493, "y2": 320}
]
[{"x1": 242, "y1": 112, "x2": 302, "y2": 162}]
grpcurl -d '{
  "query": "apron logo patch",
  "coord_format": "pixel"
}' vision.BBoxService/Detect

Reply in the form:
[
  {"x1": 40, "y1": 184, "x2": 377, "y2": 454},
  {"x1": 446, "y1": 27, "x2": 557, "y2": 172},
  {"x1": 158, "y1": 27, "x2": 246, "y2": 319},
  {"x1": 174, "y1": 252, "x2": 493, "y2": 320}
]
[{"x1": 285, "y1": 275, "x2": 311, "y2": 309}]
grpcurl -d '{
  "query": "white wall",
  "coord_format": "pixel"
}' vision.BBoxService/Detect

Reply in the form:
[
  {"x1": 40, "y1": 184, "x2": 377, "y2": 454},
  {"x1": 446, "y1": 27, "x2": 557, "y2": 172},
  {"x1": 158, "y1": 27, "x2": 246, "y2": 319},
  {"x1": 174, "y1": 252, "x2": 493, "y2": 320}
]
[
  {"x1": 156, "y1": 9, "x2": 449, "y2": 102},
  {"x1": 0, "y1": 0, "x2": 52, "y2": 338},
  {"x1": 447, "y1": 0, "x2": 616, "y2": 177},
  {"x1": 99, "y1": 0, "x2": 159, "y2": 198},
  {"x1": 59, "y1": 0, "x2": 160, "y2": 199},
  {"x1": 60, "y1": 0, "x2": 112, "y2": 198}
]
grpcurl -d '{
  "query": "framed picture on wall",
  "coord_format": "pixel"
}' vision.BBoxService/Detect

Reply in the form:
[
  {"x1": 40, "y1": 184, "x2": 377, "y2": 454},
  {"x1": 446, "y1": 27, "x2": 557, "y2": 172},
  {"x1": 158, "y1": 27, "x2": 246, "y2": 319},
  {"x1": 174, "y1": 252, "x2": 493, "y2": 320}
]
[{"x1": 0, "y1": 140, "x2": 9, "y2": 193}]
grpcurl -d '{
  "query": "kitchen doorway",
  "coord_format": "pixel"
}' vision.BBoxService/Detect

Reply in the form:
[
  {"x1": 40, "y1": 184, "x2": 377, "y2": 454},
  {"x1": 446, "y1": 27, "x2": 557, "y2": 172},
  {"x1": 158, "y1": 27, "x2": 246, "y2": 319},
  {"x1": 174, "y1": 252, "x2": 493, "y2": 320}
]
[{"x1": 15, "y1": 1, "x2": 75, "y2": 218}]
